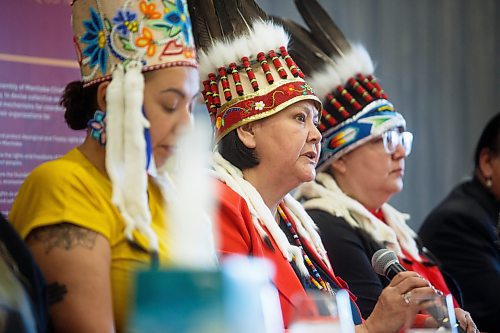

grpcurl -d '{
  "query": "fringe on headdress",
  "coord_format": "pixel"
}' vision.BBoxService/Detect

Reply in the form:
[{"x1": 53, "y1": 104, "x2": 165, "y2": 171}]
[
  {"x1": 211, "y1": 152, "x2": 330, "y2": 276},
  {"x1": 105, "y1": 61, "x2": 159, "y2": 254}
]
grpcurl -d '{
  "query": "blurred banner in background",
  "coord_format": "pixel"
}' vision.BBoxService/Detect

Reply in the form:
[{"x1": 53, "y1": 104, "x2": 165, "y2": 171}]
[
  {"x1": 0, "y1": 0, "x2": 82, "y2": 216},
  {"x1": 0, "y1": 0, "x2": 498, "y2": 229}
]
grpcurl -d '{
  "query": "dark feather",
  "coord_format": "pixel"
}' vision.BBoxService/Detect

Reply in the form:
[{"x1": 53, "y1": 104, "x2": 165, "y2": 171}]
[
  {"x1": 188, "y1": 0, "x2": 223, "y2": 50},
  {"x1": 272, "y1": 16, "x2": 329, "y2": 75},
  {"x1": 236, "y1": 0, "x2": 268, "y2": 22},
  {"x1": 188, "y1": 0, "x2": 269, "y2": 49},
  {"x1": 213, "y1": 0, "x2": 235, "y2": 37},
  {"x1": 294, "y1": 0, "x2": 350, "y2": 58},
  {"x1": 218, "y1": 0, "x2": 269, "y2": 38}
]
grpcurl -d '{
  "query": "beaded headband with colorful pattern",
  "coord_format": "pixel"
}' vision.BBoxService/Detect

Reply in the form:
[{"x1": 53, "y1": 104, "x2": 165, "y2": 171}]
[
  {"x1": 69, "y1": 0, "x2": 198, "y2": 255},
  {"x1": 284, "y1": 0, "x2": 406, "y2": 170},
  {"x1": 72, "y1": 0, "x2": 197, "y2": 87},
  {"x1": 196, "y1": 20, "x2": 322, "y2": 143},
  {"x1": 318, "y1": 99, "x2": 405, "y2": 168}
]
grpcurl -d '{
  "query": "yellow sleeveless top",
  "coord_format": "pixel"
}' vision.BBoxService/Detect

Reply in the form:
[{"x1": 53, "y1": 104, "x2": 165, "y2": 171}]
[{"x1": 9, "y1": 148, "x2": 170, "y2": 332}]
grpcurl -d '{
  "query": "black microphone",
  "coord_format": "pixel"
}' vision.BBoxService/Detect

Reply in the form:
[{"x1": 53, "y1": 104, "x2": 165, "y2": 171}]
[
  {"x1": 371, "y1": 249, "x2": 465, "y2": 333},
  {"x1": 371, "y1": 248, "x2": 406, "y2": 281}
]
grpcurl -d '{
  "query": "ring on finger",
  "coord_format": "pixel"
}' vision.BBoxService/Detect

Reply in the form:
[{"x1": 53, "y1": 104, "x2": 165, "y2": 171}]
[{"x1": 402, "y1": 291, "x2": 412, "y2": 304}]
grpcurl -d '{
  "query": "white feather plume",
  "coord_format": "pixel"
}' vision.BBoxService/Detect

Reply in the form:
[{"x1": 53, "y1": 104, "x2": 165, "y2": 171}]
[
  {"x1": 309, "y1": 44, "x2": 375, "y2": 99},
  {"x1": 120, "y1": 61, "x2": 158, "y2": 251},
  {"x1": 351, "y1": 43, "x2": 375, "y2": 75},
  {"x1": 308, "y1": 62, "x2": 342, "y2": 99},
  {"x1": 199, "y1": 20, "x2": 290, "y2": 79},
  {"x1": 105, "y1": 65, "x2": 125, "y2": 209},
  {"x1": 169, "y1": 121, "x2": 218, "y2": 269}
]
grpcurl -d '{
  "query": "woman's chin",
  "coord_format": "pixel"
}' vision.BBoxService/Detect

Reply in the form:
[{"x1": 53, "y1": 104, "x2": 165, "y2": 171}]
[
  {"x1": 153, "y1": 155, "x2": 168, "y2": 171},
  {"x1": 298, "y1": 169, "x2": 317, "y2": 185},
  {"x1": 153, "y1": 148, "x2": 173, "y2": 168}
]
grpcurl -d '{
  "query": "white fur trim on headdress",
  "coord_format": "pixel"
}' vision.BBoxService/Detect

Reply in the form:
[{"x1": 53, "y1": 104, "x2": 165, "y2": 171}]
[
  {"x1": 309, "y1": 44, "x2": 375, "y2": 99},
  {"x1": 105, "y1": 64, "x2": 125, "y2": 209},
  {"x1": 199, "y1": 20, "x2": 290, "y2": 79},
  {"x1": 104, "y1": 60, "x2": 159, "y2": 253},
  {"x1": 211, "y1": 152, "x2": 330, "y2": 276},
  {"x1": 296, "y1": 172, "x2": 420, "y2": 260}
]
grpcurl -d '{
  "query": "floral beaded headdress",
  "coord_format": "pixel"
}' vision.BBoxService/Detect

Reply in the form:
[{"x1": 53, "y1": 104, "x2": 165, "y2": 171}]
[
  {"x1": 187, "y1": 0, "x2": 322, "y2": 143},
  {"x1": 70, "y1": 0, "x2": 197, "y2": 256},
  {"x1": 72, "y1": 0, "x2": 197, "y2": 87},
  {"x1": 281, "y1": 0, "x2": 406, "y2": 171}
]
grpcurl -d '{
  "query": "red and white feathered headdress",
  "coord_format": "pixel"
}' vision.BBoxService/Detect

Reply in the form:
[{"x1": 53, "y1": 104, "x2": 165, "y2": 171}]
[{"x1": 188, "y1": 1, "x2": 322, "y2": 143}]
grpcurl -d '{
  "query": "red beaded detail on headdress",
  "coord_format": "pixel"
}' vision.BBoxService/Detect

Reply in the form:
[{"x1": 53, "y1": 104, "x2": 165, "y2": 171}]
[
  {"x1": 218, "y1": 67, "x2": 232, "y2": 101},
  {"x1": 242, "y1": 56, "x2": 259, "y2": 91},
  {"x1": 318, "y1": 108, "x2": 337, "y2": 132},
  {"x1": 269, "y1": 50, "x2": 287, "y2": 79},
  {"x1": 317, "y1": 74, "x2": 390, "y2": 135},
  {"x1": 280, "y1": 46, "x2": 304, "y2": 78},
  {"x1": 202, "y1": 80, "x2": 216, "y2": 117},
  {"x1": 348, "y1": 78, "x2": 374, "y2": 104},
  {"x1": 326, "y1": 93, "x2": 349, "y2": 117},
  {"x1": 213, "y1": 80, "x2": 318, "y2": 141},
  {"x1": 229, "y1": 62, "x2": 244, "y2": 96},
  {"x1": 208, "y1": 73, "x2": 221, "y2": 107},
  {"x1": 257, "y1": 52, "x2": 274, "y2": 84},
  {"x1": 200, "y1": 45, "x2": 316, "y2": 139},
  {"x1": 336, "y1": 86, "x2": 362, "y2": 111},
  {"x1": 367, "y1": 74, "x2": 387, "y2": 99}
]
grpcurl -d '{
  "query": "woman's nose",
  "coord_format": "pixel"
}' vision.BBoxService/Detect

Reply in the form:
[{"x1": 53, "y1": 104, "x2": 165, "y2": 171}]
[
  {"x1": 393, "y1": 143, "x2": 407, "y2": 159},
  {"x1": 309, "y1": 121, "x2": 322, "y2": 143},
  {"x1": 177, "y1": 105, "x2": 193, "y2": 128}
]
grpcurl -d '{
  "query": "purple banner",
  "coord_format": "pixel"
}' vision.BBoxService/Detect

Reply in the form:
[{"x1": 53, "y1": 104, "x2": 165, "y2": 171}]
[{"x1": 0, "y1": 0, "x2": 83, "y2": 215}]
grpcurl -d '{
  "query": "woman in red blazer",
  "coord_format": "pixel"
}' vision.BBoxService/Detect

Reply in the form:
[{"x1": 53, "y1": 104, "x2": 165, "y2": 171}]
[{"x1": 188, "y1": 3, "x2": 444, "y2": 330}]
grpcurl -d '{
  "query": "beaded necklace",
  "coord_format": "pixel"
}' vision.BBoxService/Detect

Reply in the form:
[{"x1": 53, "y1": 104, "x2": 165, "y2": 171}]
[{"x1": 277, "y1": 204, "x2": 334, "y2": 295}]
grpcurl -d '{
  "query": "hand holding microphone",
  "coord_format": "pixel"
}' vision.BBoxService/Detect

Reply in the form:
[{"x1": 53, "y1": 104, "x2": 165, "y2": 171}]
[{"x1": 371, "y1": 249, "x2": 472, "y2": 333}]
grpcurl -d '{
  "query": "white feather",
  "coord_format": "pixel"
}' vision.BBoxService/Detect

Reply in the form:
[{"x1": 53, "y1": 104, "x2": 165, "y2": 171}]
[
  {"x1": 199, "y1": 20, "x2": 290, "y2": 79},
  {"x1": 232, "y1": 35, "x2": 253, "y2": 60},
  {"x1": 105, "y1": 65, "x2": 125, "y2": 208},
  {"x1": 169, "y1": 121, "x2": 218, "y2": 269},
  {"x1": 351, "y1": 44, "x2": 375, "y2": 75},
  {"x1": 309, "y1": 44, "x2": 376, "y2": 99},
  {"x1": 249, "y1": 20, "x2": 290, "y2": 55},
  {"x1": 120, "y1": 61, "x2": 157, "y2": 251},
  {"x1": 309, "y1": 63, "x2": 343, "y2": 99}
]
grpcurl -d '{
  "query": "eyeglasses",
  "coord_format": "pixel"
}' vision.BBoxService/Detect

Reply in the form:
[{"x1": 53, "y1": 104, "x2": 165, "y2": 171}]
[{"x1": 381, "y1": 129, "x2": 413, "y2": 156}]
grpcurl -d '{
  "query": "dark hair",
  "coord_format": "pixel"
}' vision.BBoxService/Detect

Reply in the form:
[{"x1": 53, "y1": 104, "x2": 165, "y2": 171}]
[
  {"x1": 218, "y1": 130, "x2": 259, "y2": 170},
  {"x1": 474, "y1": 113, "x2": 500, "y2": 168},
  {"x1": 60, "y1": 81, "x2": 99, "y2": 130}
]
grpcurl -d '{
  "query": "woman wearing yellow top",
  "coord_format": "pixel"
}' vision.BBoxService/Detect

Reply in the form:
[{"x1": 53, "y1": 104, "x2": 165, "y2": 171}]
[{"x1": 9, "y1": 0, "x2": 198, "y2": 332}]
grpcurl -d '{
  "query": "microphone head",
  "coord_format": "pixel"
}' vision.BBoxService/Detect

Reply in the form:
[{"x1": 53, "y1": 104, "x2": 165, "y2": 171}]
[{"x1": 371, "y1": 248, "x2": 399, "y2": 276}]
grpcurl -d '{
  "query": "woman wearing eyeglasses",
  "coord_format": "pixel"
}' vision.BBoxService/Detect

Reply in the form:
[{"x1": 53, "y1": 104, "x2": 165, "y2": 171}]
[
  {"x1": 296, "y1": 112, "x2": 455, "y2": 321},
  {"x1": 285, "y1": 0, "x2": 467, "y2": 325}
]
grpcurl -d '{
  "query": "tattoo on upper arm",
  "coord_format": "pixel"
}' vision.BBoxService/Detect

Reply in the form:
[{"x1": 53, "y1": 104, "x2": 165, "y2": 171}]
[
  {"x1": 27, "y1": 223, "x2": 98, "y2": 254},
  {"x1": 47, "y1": 282, "x2": 68, "y2": 305}
]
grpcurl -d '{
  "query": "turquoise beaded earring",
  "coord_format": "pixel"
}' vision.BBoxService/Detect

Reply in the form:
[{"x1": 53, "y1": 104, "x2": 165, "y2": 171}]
[{"x1": 87, "y1": 110, "x2": 107, "y2": 146}]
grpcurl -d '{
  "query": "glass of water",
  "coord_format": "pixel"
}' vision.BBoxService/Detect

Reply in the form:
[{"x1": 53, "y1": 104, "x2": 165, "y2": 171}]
[{"x1": 288, "y1": 290, "x2": 354, "y2": 333}]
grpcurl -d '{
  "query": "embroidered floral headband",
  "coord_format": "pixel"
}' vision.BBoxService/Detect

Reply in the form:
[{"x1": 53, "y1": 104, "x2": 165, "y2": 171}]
[
  {"x1": 72, "y1": 0, "x2": 197, "y2": 87},
  {"x1": 199, "y1": 21, "x2": 321, "y2": 143}
]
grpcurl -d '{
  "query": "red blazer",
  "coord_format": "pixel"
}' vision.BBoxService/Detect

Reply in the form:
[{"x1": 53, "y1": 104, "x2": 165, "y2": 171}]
[{"x1": 215, "y1": 181, "x2": 361, "y2": 327}]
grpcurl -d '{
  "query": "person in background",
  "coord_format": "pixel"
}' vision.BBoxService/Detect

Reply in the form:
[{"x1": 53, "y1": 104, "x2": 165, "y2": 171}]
[
  {"x1": 282, "y1": 0, "x2": 476, "y2": 331},
  {"x1": 0, "y1": 213, "x2": 48, "y2": 333},
  {"x1": 419, "y1": 113, "x2": 500, "y2": 333},
  {"x1": 9, "y1": 0, "x2": 199, "y2": 331},
  {"x1": 188, "y1": 1, "x2": 447, "y2": 332}
]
